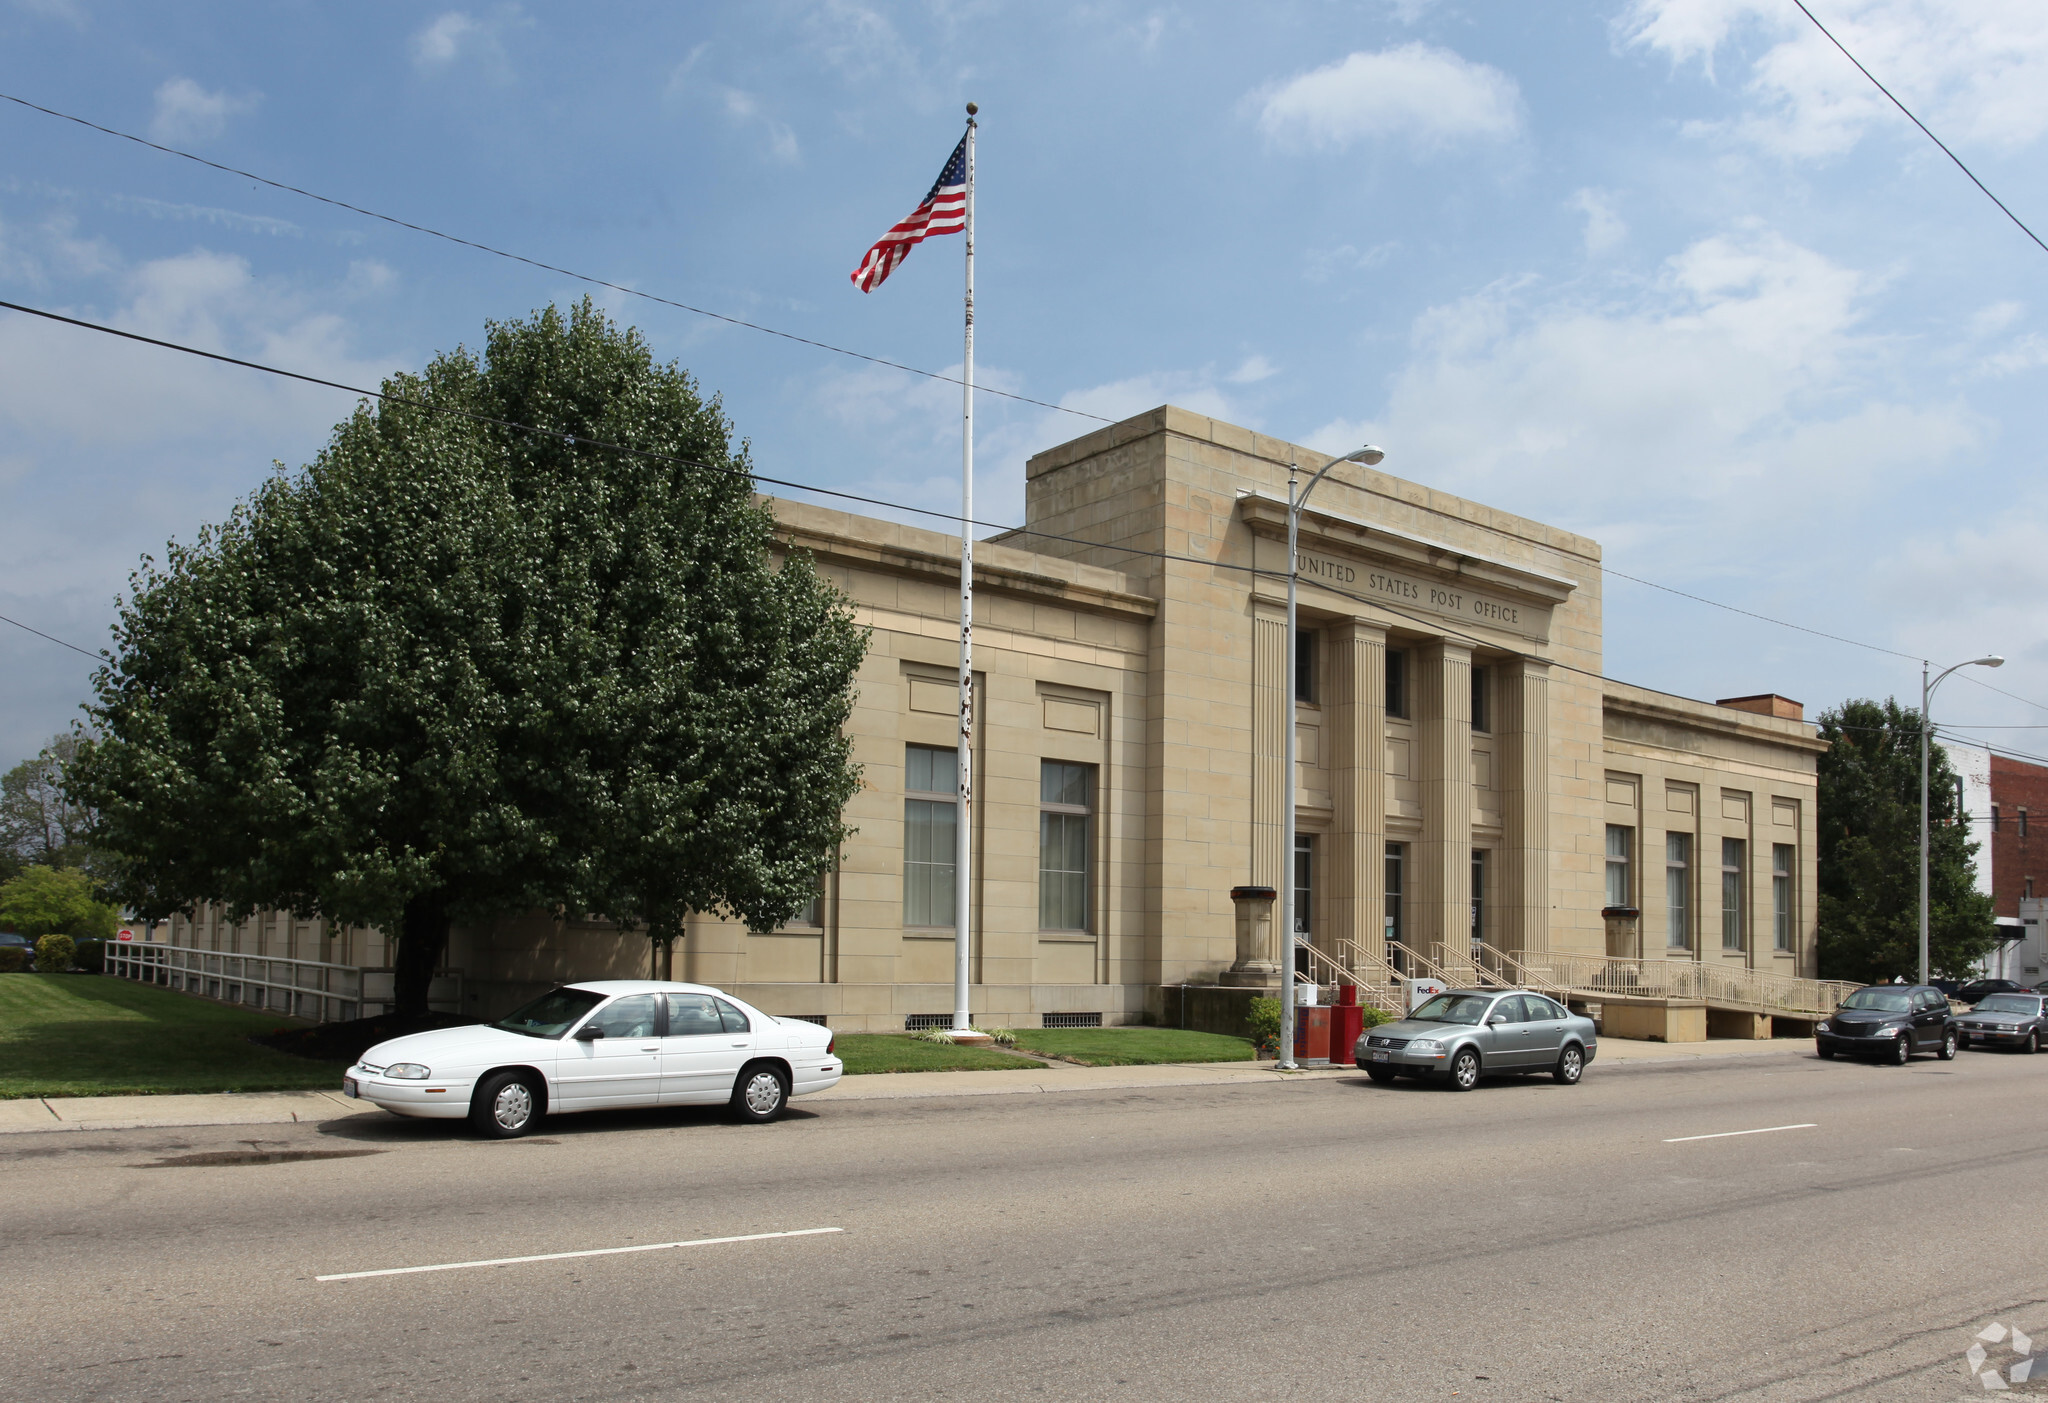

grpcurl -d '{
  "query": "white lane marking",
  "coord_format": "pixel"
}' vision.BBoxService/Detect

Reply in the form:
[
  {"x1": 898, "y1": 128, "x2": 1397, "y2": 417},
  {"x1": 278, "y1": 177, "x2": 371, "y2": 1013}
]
[
  {"x1": 315, "y1": 1227, "x2": 843, "y2": 1281},
  {"x1": 1663, "y1": 1123, "x2": 1817, "y2": 1144}
]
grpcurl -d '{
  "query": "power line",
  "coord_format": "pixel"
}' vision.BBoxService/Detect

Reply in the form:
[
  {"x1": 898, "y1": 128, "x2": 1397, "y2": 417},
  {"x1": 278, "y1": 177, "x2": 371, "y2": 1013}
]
[
  {"x1": 0, "y1": 609, "x2": 99, "y2": 659},
  {"x1": 1791, "y1": 0, "x2": 2048, "y2": 257},
  {"x1": 0, "y1": 295, "x2": 2018, "y2": 705},
  {"x1": 1957, "y1": 672, "x2": 2048, "y2": 718},
  {"x1": 0, "y1": 89, "x2": 1113, "y2": 426},
  {"x1": 1600, "y1": 563, "x2": 1919, "y2": 662}
]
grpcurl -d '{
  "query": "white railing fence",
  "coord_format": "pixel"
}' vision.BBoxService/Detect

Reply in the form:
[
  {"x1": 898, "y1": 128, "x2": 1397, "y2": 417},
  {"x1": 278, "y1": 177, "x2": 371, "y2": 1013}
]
[{"x1": 102, "y1": 943, "x2": 464, "y2": 1024}]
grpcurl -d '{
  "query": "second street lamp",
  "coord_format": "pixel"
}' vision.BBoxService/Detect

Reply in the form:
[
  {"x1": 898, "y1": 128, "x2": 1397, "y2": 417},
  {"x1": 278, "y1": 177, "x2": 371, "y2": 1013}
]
[
  {"x1": 1277, "y1": 443, "x2": 1385, "y2": 1071},
  {"x1": 1920, "y1": 653, "x2": 2003, "y2": 986}
]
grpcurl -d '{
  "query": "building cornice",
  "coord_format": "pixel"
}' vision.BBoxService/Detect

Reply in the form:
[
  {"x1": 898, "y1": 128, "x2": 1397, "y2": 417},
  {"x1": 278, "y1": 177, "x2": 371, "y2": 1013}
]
[
  {"x1": 1603, "y1": 685, "x2": 1829, "y2": 755},
  {"x1": 1235, "y1": 491, "x2": 1580, "y2": 608},
  {"x1": 768, "y1": 499, "x2": 1158, "y2": 622}
]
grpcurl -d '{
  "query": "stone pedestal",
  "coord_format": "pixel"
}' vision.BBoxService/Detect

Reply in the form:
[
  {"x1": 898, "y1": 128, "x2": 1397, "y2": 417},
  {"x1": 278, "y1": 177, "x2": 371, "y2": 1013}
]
[{"x1": 1221, "y1": 885, "x2": 1281, "y2": 988}]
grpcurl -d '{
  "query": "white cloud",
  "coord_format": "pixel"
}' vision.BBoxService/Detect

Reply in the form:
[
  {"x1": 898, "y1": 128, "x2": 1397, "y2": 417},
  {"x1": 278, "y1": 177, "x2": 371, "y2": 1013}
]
[
  {"x1": 1570, "y1": 188, "x2": 1628, "y2": 255},
  {"x1": 149, "y1": 78, "x2": 259, "y2": 145},
  {"x1": 409, "y1": 8, "x2": 527, "y2": 74},
  {"x1": 1314, "y1": 227, "x2": 1983, "y2": 577},
  {"x1": 1227, "y1": 355, "x2": 1279, "y2": 385},
  {"x1": 1251, "y1": 44, "x2": 1522, "y2": 152},
  {"x1": 1302, "y1": 241, "x2": 1398, "y2": 283},
  {"x1": 412, "y1": 12, "x2": 482, "y2": 68},
  {"x1": 721, "y1": 88, "x2": 800, "y2": 164},
  {"x1": 1621, "y1": 0, "x2": 2048, "y2": 159}
]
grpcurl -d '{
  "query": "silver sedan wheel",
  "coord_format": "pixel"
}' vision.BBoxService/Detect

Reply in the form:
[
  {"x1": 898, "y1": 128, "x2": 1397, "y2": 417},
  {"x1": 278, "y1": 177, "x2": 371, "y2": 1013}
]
[
  {"x1": 743, "y1": 1069, "x2": 785, "y2": 1117},
  {"x1": 493, "y1": 1080, "x2": 535, "y2": 1131},
  {"x1": 1447, "y1": 1048, "x2": 1480, "y2": 1091}
]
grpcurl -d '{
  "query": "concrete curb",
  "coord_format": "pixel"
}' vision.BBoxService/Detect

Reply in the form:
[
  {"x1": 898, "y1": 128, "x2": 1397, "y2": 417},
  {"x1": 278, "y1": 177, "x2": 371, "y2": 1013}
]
[{"x1": 0, "y1": 1038, "x2": 1809, "y2": 1134}]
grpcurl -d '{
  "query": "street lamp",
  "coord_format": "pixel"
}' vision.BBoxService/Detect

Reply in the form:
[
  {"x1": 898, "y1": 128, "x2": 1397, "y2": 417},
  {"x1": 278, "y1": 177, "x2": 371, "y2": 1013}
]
[
  {"x1": 1920, "y1": 654, "x2": 2003, "y2": 985},
  {"x1": 1277, "y1": 443, "x2": 1385, "y2": 1070}
]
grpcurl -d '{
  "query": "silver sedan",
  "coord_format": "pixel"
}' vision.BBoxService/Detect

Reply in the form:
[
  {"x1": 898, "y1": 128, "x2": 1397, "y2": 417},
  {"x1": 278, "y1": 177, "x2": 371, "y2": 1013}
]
[{"x1": 1355, "y1": 989, "x2": 1598, "y2": 1091}]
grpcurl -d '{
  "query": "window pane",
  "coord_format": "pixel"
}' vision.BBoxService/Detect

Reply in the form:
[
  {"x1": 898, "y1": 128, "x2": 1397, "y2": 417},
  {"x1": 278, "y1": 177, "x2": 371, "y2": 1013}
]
[
  {"x1": 714, "y1": 997, "x2": 751, "y2": 1033},
  {"x1": 1384, "y1": 842, "x2": 1403, "y2": 948},
  {"x1": 584, "y1": 994, "x2": 659, "y2": 1039},
  {"x1": 907, "y1": 744, "x2": 957, "y2": 795},
  {"x1": 1295, "y1": 628, "x2": 1316, "y2": 703},
  {"x1": 1386, "y1": 650, "x2": 1407, "y2": 719},
  {"x1": 1722, "y1": 838, "x2": 1745, "y2": 950},
  {"x1": 1293, "y1": 836, "x2": 1313, "y2": 935},
  {"x1": 1605, "y1": 825, "x2": 1632, "y2": 908},
  {"x1": 905, "y1": 797, "x2": 956, "y2": 927},
  {"x1": 1773, "y1": 843, "x2": 1794, "y2": 951},
  {"x1": 1040, "y1": 760, "x2": 1089, "y2": 808},
  {"x1": 1666, "y1": 832, "x2": 1691, "y2": 949},
  {"x1": 665, "y1": 993, "x2": 724, "y2": 1036},
  {"x1": 1470, "y1": 665, "x2": 1489, "y2": 733},
  {"x1": 1039, "y1": 811, "x2": 1089, "y2": 930}
]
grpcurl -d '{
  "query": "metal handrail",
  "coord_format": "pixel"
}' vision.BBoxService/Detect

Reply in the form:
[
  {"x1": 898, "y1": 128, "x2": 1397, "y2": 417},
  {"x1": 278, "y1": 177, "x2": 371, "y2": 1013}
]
[{"x1": 1293, "y1": 941, "x2": 1405, "y2": 1015}]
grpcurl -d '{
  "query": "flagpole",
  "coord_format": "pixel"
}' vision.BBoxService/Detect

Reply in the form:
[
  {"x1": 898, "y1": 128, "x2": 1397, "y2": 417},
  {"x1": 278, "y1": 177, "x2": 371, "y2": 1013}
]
[{"x1": 953, "y1": 102, "x2": 978, "y2": 1035}]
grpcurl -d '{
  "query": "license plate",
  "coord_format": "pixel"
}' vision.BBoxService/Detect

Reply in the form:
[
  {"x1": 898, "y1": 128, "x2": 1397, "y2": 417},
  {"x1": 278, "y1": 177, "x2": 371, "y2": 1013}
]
[
  {"x1": 342, "y1": 1077, "x2": 359, "y2": 1098},
  {"x1": 1369, "y1": 1051, "x2": 1390, "y2": 1062}
]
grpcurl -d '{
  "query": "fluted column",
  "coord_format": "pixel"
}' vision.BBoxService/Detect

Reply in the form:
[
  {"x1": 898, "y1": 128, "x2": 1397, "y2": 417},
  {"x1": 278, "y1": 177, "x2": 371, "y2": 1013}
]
[
  {"x1": 1326, "y1": 620, "x2": 1388, "y2": 971},
  {"x1": 1250, "y1": 609, "x2": 1288, "y2": 891},
  {"x1": 1415, "y1": 640, "x2": 1473, "y2": 966},
  {"x1": 1498, "y1": 657, "x2": 1552, "y2": 956}
]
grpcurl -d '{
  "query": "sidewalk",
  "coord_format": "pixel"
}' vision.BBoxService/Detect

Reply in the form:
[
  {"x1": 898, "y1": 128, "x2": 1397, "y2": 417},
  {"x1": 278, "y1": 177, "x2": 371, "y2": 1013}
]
[{"x1": 0, "y1": 1036, "x2": 1811, "y2": 1134}]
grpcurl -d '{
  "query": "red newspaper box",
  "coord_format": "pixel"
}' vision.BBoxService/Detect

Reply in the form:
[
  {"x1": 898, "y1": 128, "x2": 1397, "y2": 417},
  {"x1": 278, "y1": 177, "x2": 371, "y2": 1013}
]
[
  {"x1": 1293, "y1": 1005, "x2": 1331, "y2": 1063},
  {"x1": 1330, "y1": 986, "x2": 1364, "y2": 1065}
]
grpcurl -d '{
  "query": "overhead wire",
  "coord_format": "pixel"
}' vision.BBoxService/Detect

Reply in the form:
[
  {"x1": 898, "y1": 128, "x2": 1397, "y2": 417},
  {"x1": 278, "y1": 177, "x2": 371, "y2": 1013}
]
[
  {"x1": 8, "y1": 294, "x2": 2047, "y2": 738},
  {"x1": 0, "y1": 89, "x2": 1114, "y2": 426},
  {"x1": 1790, "y1": 0, "x2": 2048, "y2": 258},
  {"x1": 1, "y1": 91, "x2": 1968, "y2": 668}
]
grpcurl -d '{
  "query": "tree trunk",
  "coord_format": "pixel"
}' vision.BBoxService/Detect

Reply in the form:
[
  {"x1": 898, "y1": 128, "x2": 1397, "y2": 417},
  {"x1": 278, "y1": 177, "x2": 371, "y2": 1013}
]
[{"x1": 395, "y1": 889, "x2": 452, "y2": 1018}]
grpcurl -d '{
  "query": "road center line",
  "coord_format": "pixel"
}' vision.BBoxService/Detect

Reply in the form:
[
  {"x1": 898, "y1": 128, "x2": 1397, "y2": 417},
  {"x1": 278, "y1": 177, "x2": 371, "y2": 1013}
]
[
  {"x1": 315, "y1": 1226, "x2": 844, "y2": 1281},
  {"x1": 1663, "y1": 1123, "x2": 1817, "y2": 1144}
]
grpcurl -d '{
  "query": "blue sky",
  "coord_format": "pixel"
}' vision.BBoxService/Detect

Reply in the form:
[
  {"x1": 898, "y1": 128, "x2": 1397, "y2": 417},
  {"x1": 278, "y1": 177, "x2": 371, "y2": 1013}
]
[{"x1": 2, "y1": 0, "x2": 2045, "y2": 769}]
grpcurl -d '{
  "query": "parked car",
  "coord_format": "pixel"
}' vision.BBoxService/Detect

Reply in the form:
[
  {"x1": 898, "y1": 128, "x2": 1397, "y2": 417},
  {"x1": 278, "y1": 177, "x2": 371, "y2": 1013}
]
[
  {"x1": 1927, "y1": 978, "x2": 1962, "y2": 1000},
  {"x1": 0, "y1": 932, "x2": 32, "y2": 970},
  {"x1": 1955, "y1": 979, "x2": 2028, "y2": 1006},
  {"x1": 344, "y1": 980, "x2": 841, "y2": 1138},
  {"x1": 1816, "y1": 986, "x2": 1957, "y2": 1063},
  {"x1": 1355, "y1": 989, "x2": 1597, "y2": 1091},
  {"x1": 1956, "y1": 993, "x2": 2048, "y2": 1053}
]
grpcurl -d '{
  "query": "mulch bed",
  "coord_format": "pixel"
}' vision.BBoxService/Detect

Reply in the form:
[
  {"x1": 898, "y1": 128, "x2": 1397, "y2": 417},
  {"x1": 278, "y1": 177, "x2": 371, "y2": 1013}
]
[{"x1": 252, "y1": 1012, "x2": 482, "y2": 1065}]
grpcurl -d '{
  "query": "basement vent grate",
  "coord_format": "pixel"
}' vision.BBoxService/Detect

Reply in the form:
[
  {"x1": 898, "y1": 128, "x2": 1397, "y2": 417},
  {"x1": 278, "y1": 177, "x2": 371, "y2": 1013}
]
[
  {"x1": 784, "y1": 1014, "x2": 828, "y2": 1027},
  {"x1": 904, "y1": 1013, "x2": 954, "y2": 1030},
  {"x1": 1042, "y1": 1012, "x2": 1103, "y2": 1029}
]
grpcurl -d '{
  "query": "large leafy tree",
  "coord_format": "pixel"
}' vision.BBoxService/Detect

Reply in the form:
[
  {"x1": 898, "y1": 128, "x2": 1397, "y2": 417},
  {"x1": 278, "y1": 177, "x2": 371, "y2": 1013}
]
[
  {"x1": 0, "y1": 734, "x2": 97, "y2": 875},
  {"x1": 0, "y1": 865, "x2": 118, "y2": 940},
  {"x1": 68, "y1": 300, "x2": 865, "y2": 1012},
  {"x1": 1816, "y1": 697, "x2": 1995, "y2": 983}
]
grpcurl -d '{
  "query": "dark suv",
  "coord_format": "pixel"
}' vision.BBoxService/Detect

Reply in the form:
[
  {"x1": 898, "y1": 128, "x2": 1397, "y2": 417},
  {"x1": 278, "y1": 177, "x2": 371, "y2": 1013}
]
[{"x1": 1817, "y1": 985, "x2": 1957, "y2": 1064}]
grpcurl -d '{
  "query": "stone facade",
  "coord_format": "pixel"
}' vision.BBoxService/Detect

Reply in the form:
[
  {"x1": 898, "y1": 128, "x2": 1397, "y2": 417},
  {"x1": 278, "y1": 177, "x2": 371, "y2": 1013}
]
[{"x1": 162, "y1": 405, "x2": 1826, "y2": 1030}]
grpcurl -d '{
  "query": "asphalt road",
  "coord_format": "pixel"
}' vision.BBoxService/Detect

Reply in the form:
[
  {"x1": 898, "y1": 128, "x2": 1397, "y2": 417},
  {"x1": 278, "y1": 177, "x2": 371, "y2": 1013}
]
[{"x1": 9, "y1": 1045, "x2": 2048, "y2": 1402}]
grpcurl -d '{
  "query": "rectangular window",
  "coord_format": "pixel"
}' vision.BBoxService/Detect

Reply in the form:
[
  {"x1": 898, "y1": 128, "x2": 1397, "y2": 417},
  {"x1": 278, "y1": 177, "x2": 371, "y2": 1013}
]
[
  {"x1": 1384, "y1": 842, "x2": 1404, "y2": 949},
  {"x1": 2023, "y1": 809, "x2": 2031, "y2": 839},
  {"x1": 1605, "y1": 825, "x2": 1633, "y2": 909},
  {"x1": 1294, "y1": 628, "x2": 1317, "y2": 703},
  {"x1": 903, "y1": 745, "x2": 957, "y2": 928},
  {"x1": 1038, "y1": 761, "x2": 1093, "y2": 931},
  {"x1": 1470, "y1": 665, "x2": 1490, "y2": 734},
  {"x1": 1470, "y1": 849, "x2": 1488, "y2": 956},
  {"x1": 783, "y1": 867, "x2": 826, "y2": 929},
  {"x1": 1772, "y1": 843, "x2": 1795, "y2": 952},
  {"x1": 1992, "y1": 805, "x2": 2002, "y2": 832},
  {"x1": 1666, "y1": 833, "x2": 1691, "y2": 950},
  {"x1": 1386, "y1": 649, "x2": 1408, "y2": 720},
  {"x1": 1722, "y1": 838, "x2": 1747, "y2": 951},
  {"x1": 1292, "y1": 835, "x2": 1314, "y2": 936}
]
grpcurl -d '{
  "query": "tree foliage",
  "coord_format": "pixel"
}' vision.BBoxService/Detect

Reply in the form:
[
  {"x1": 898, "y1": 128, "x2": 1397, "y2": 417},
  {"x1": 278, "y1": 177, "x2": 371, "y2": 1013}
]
[
  {"x1": 0, "y1": 734, "x2": 96, "y2": 876},
  {"x1": 0, "y1": 865, "x2": 118, "y2": 940},
  {"x1": 1815, "y1": 698, "x2": 1995, "y2": 983},
  {"x1": 66, "y1": 300, "x2": 866, "y2": 1011}
]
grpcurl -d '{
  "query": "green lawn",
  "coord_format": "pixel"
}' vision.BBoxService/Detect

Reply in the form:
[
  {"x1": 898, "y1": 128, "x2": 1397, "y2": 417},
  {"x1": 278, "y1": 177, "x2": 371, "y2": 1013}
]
[
  {"x1": 0, "y1": 975, "x2": 352, "y2": 1099},
  {"x1": 1009, "y1": 1027, "x2": 1256, "y2": 1066},
  {"x1": 833, "y1": 1033, "x2": 1044, "y2": 1075}
]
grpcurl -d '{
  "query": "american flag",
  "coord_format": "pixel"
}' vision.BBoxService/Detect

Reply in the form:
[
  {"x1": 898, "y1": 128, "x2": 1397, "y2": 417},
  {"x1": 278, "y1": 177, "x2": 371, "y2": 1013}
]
[{"x1": 849, "y1": 135, "x2": 967, "y2": 293}]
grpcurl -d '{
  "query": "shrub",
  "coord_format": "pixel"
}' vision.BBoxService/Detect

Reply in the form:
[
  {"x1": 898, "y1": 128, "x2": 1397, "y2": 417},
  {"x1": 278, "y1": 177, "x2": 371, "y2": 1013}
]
[
  {"x1": 911, "y1": 1026, "x2": 956, "y2": 1044},
  {"x1": 977, "y1": 1026, "x2": 1018, "y2": 1047},
  {"x1": 1247, "y1": 997, "x2": 1282, "y2": 1057},
  {"x1": 0, "y1": 947, "x2": 26, "y2": 973},
  {"x1": 1359, "y1": 1004, "x2": 1393, "y2": 1029},
  {"x1": 35, "y1": 933, "x2": 76, "y2": 973},
  {"x1": 72, "y1": 938, "x2": 106, "y2": 974}
]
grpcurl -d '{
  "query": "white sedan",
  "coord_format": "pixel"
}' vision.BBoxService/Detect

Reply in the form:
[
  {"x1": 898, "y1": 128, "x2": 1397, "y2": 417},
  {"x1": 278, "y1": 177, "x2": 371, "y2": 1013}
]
[{"x1": 343, "y1": 980, "x2": 841, "y2": 1138}]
